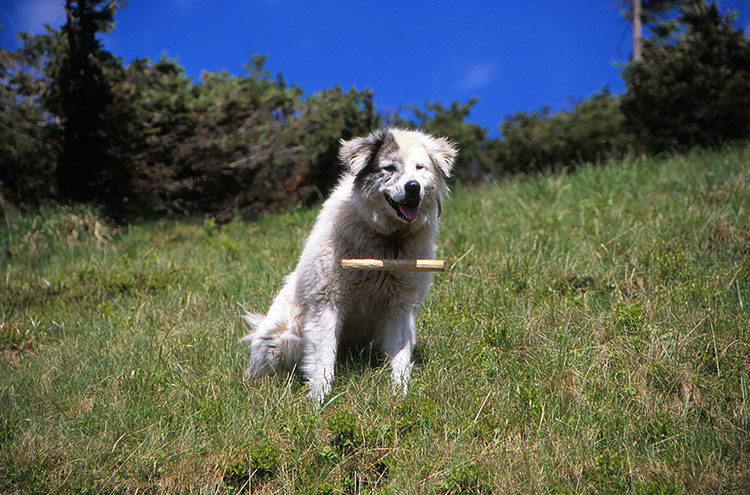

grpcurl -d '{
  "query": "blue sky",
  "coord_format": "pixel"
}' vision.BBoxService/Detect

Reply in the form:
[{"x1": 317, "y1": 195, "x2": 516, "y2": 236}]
[{"x1": 2, "y1": 1, "x2": 748, "y2": 136}]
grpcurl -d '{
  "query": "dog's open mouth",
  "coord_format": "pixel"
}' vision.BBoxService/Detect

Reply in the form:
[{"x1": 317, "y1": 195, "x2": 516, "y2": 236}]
[{"x1": 386, "y1": 194, "x2": 420, "y2": 222}]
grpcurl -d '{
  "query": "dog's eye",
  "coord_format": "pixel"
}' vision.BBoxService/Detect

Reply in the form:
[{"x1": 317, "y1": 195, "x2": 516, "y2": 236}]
[
  {"x1": 416, "y1": 163, "x2": 425, "y2": 170},
  {"x1": 382, "y1": 164, "x2": 397, "y2": 172}
]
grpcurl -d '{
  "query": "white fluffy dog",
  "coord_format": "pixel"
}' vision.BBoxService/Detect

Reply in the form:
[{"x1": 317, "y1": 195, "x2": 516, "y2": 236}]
[{"x1": 241, "y1": 128, "x2": 457, "y2": 403}]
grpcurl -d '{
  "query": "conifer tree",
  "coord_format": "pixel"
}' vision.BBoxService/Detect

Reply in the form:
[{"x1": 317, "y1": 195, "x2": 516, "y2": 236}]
[
  {"x1": 622, "y1": 1, "x2": 750, "y2": 150},
  {"x1": 54, "y1": 0, "x2": 129, "y2": 206}
]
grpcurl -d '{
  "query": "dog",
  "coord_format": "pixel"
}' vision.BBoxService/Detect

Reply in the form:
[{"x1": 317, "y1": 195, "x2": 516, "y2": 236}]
[{"x1": 241, "y1": 128, "x2": 457, "y2": 403}]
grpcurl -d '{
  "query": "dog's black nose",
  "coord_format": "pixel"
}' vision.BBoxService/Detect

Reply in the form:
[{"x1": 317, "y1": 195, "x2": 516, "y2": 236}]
[{"x1": 404, "y1": 180, "x2": 421, "y2": 199}]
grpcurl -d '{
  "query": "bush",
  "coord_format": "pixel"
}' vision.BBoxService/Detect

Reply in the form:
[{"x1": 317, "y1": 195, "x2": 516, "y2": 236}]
[
  {"x1": 0, "y1": 33, "x2": 58, "y2": 210},
  {"x1": 2, "y1": 35, "x2": 376, "y2": 219},
  {"x1": 118, "y1": 55, "x2": 376, "y2": 217},
  {"x1": 621, "y1": 2, "x2": 750, "y2": 151},
  {"x1": 405, "y1": 99, "x2": 497, "y2": 181},
  {"x1": 497, "y1": 87, "x2": 632, "y2": 173}
]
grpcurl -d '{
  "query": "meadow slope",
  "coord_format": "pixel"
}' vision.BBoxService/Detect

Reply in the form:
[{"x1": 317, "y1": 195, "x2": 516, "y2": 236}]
[{"x1": 1, "y1": 145, "x2": 749, "y2": 493}]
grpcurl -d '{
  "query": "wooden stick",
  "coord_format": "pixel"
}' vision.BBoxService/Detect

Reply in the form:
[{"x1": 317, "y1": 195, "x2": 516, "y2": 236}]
[{"x1": 341, "y1": 258, "x2": 446, "y2": 272}]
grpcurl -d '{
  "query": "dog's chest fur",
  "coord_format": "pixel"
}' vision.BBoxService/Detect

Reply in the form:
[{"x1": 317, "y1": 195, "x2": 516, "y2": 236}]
[
  {"x1": 340, "y1": 225, "x2": 429, "y2": 294},
  {"x1": 336, "y1": 228, "x2": 429, "y2": 337}
]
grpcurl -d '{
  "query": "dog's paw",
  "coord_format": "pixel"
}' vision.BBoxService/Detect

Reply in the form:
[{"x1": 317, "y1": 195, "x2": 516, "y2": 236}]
[
  {"x1": 389, "y1": 359, "x2": 412, "y2": 397},
  {"x1": 390, "y1": 375, "x2": 410, "y2": 397},
  {"x1": 306, "y1": 379, "x2": 332, "y2": 405}
]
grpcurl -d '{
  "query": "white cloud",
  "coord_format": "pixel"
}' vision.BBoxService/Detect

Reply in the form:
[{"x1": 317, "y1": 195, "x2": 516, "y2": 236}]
[
  {"x1": 15, "y1": 0, "x2": 66, "y2": 33},
  {"x1": 457, "y1": 61, "x2": 496, "y2": 92}
]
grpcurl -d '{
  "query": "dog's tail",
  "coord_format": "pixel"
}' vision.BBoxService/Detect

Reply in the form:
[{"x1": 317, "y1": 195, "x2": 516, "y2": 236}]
[
  {"x1": 239, "y1": 313, "x2": 265, "y2": 343},
  {"x1": 240, "y1": 275, "x2": 302, "y2": 377}
]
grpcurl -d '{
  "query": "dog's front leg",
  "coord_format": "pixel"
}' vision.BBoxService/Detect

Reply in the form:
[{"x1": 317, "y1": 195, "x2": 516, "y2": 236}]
[
  {"x1": 301, "y1": 305, "x2": 339, "y2": 404},
  {"x1": 377, "y1": 309, "x2": 417, "y2": 396}
]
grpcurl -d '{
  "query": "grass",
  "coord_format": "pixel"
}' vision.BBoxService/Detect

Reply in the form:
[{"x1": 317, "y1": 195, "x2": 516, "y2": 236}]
[{"x1": 1, "y1": 144, "x2": 749, "y2": 494}]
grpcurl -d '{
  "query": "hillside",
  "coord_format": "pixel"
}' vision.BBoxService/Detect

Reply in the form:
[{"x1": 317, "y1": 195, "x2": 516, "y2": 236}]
[{"x1": 1, "y1": 145, "x2": 749, "y2": 493}]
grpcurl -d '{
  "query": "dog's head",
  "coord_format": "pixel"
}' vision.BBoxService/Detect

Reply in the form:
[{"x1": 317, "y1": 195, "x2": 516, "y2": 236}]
[{"x1": 339, "y1": 128, "x2": 457, "y2": 231}]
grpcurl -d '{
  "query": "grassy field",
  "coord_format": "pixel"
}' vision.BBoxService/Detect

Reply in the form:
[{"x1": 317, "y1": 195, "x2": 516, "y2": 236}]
[{"x1": 1, "y1": 145, "x2": 749, "y2": 494}]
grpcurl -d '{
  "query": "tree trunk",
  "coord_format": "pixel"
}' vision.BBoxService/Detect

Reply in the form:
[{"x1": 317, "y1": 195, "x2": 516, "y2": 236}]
[{"x1": 633, "y1": 0, "x2": 643, "y2": 60}]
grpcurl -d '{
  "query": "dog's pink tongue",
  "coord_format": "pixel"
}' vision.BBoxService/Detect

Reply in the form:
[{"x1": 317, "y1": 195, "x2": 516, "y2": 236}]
[{"x1": 399, "y1": 203, "x2": 419, "y2": 221}]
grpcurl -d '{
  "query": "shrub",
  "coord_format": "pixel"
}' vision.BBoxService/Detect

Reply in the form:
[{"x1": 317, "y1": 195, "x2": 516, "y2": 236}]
[
  {"x1": 621, "y1": 2, "x2": 750, "y2": 151},
  {"x1": 498, "y1": 87, "x2": 632, "y2": 173},
  {"x1": 126, "y1": 55, "x2": 376, "y2": 218},
  {"x1": 405, "y1": 99, "x2": 497, "y2": 181}
]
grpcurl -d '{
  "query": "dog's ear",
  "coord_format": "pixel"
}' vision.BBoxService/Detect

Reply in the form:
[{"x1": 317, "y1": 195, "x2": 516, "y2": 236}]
[
  {"x1": 422, "y1": 134, "x2": 458, "y2": 178},
  {"x1": 339, "y1": 130, "x2": 392, "y2": 176}
]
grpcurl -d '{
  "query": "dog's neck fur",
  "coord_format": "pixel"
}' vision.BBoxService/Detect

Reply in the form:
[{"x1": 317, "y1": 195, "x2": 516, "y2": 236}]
[{"x1": 385, "y1": 231, "x2": 403, "y2": 259}]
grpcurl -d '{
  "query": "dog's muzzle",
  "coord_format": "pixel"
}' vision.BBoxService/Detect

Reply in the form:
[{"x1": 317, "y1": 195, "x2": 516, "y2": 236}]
[{"x1": 386, "y1": 180, "x2": 422, "y2": 222}]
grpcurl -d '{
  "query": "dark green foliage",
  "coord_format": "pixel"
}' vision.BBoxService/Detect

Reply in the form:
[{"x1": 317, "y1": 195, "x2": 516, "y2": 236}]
[
  {"x1": 1, "y1": 25, "x2": 376, "y2": 218},
  {"x1": 620, "y1": 0, "x2": 686, "y2": 43},
  {"x1": 406, "y1": 99, "x2": 497, "y2": 181},
  {"x1": 621, "y1": 1, "x2": 750, "y2": 151},
  {"x1": 0, "y1": 31, "x2": 59, "y2": 208},
  {"x1": 54, "y1": 1, "x2": 135, "y2": 213},
  {"x1": 129, "y1": 55, "x2": 376, "y2": 216},
  {"x1": 497, "y1": 87, "x2": 632, "y2": 173},
  {"x1": 327, "y1": 409, "x2": 361, "y2": 452},
  {"x1": 0, "y1": 2, "x2": 139, "y2": 217},
  {"x1": 222, "y1": 461, "x2": 250, "y2": 493},
  {"x1": 295, "y1": 85, "x2": 377, "y2": 199},
  {"x1": 250, "y1": 441, "x2": 281, "y2": 481},
  {"x1": 124, "y1": 54, "x2": 307, "y2": 216}
]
